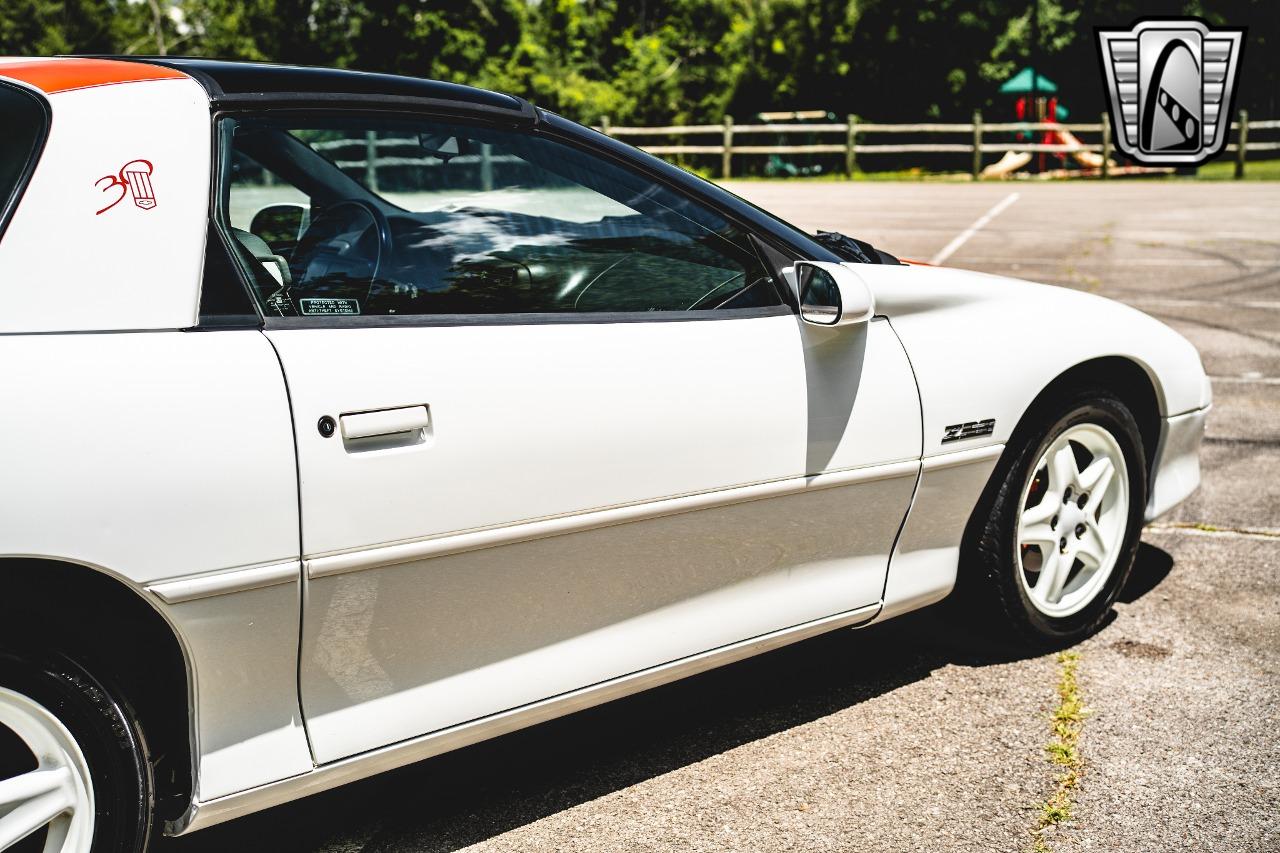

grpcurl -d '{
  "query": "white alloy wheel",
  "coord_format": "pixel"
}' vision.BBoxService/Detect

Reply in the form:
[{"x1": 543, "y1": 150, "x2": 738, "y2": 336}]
[
  {"x1": 0, "y1": 686, "x2": 95, "y2": 853},
  {"x1": 1016, "y1": 422, "x2": 1131, "y2": 619}
]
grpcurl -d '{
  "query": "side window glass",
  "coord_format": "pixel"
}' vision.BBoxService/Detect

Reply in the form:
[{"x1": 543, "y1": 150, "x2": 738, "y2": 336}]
[
  {"x1": 216, "y1": 115, "x2": 782, "y2": 318},
  {"x1": 0, "y1": 84, "x2": 49, "y2": 240}
]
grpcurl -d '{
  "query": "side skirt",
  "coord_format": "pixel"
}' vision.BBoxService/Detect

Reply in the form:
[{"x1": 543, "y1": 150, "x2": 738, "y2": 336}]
[{"x1": 169, "y1": 600, "x2": 881, "y2": 835}]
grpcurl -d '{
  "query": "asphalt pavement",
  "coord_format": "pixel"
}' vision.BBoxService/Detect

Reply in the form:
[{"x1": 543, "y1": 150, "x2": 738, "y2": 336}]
[{"x1": 162, "y1": 179, "x2": 1279, "y2": 853}]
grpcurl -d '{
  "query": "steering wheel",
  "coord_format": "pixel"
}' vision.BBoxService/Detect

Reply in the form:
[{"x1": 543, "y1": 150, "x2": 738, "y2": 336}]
[{"x1": 290, "y1": 198, "x2": 395, "y2": 301}]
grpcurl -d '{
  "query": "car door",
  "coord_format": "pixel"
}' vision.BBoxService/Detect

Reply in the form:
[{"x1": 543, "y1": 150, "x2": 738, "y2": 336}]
[{"x1": 218, "y1": 111, "x2": 921, "y2": 764}]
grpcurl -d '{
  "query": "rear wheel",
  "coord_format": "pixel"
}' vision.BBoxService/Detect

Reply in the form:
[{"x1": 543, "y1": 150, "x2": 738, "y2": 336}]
[
  {"x1": 0, "y1": 653, "x2": 152, "y2": 853},
  {"x1": 961, "y1": 389, "x2": 1147, "y2": 645}
]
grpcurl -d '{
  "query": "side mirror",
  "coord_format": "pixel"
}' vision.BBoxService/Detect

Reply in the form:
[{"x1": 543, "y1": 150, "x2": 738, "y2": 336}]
[
  {"x1": 250, "y1": 203, "x2": 309, "y2": 247},
  {"x1": 795, "y1": 261, "x2": 875, "y2": 327}
]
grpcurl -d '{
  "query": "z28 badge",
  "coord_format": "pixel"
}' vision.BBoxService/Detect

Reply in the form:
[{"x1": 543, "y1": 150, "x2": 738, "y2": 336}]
[{"x1": 942, "y1": 419, "x2": 996, "y2": 443}]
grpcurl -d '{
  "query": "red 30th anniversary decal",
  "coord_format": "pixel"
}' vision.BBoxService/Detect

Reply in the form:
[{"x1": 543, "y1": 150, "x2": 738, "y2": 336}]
[{"x1": 96, "y1": 159, "x2": 157, "y2": 215}]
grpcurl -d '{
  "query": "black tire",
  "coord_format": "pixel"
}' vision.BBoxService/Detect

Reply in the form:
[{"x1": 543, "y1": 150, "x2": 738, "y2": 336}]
[
  {"x1": 958, "y1": 387, "x2": 1148, "y2": 646},
  {"x1": 0, "y1": 651, "x2": 153, "y2": 853}
]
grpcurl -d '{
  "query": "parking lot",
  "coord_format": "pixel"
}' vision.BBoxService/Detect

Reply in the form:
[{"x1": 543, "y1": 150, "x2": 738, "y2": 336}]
[{"x1": 163, "y1": 180, "x2": 1279, "y2": 853}]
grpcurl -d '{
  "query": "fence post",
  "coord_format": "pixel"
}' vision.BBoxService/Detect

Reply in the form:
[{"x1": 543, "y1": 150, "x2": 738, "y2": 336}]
[
  {"x1": 1235, "y1": 109, "x2": 1248, "y2": 179},
  {"x1": 971, "y1": 110, "x2": 983, "y2": 180},
  {"x1": 479, "y1": 143, "x2": 493, "y2": 192},
  {"x1": 1101, "y1": 112, "x2": 1111, "y2": 179},
  {"x1": 722, "y1": 115, "x2": 734, "y2": 179},
  {"x1": 600, "y1": 115, "x2": 612, "y2": 137},
  {"x1": 364, "y1": 130, "x2": 378, "y2": 192},
  {"x1": 845, "y1": 114, "x2": 857, "y2": 177}
]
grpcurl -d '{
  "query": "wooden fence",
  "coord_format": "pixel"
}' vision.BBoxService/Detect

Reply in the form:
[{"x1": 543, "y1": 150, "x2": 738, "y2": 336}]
[{"x1": 597, "y1": 111, "x2": 1280, "y2": 179}]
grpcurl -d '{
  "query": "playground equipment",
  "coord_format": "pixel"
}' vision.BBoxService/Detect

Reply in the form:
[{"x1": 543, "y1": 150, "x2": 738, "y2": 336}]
[
  {"x1": 985, "y1": 66, "x2": 1116, "y2": 177},
  {"x1": 981, "y1": 126, "x2": 1110, "y2": 178},
  {"x1": 982, "y1": 150, "x2": 1032, "y2": 178},
  {"x1": 1053, "y1": 127, "x2": 1106, "y2": 169},
  {"x1": 758, "y1": 110, "x2": 837, "y2": 176}
]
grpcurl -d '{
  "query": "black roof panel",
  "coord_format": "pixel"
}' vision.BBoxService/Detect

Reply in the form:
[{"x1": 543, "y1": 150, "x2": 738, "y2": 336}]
[
  {"x1": 132, "y1": 57, "x2": 525, "y2": 112},
  {"x1": 84, "y1": 57, "x2": 835, "y2": 263}
]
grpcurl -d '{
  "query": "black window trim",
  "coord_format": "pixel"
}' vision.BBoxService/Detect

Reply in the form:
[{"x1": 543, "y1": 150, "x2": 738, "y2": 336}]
[
  {"x1": 193, "y1": 106, "x2": 265, "y2": 330},
  {"x1": 207, "y1": 102, "x2": 805, "y2": 329},
  {"x1": 194, "y1": 221, "x2": 265, "y2": 329},
  {"x1": 0, "y1": 80, "x2": 52, "y2": 244},
  {"x1": 261, "y1": 305, "x2": 792, "y2": 330}
]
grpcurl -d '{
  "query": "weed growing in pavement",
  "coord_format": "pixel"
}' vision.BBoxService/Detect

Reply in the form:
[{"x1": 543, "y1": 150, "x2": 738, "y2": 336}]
[
  {"x1": 1030, "y1": 651, "x2": 1088, "y2": 853},
  {"x1": 1149, "y1": 521, "x2": 1280, "y2": 539}
]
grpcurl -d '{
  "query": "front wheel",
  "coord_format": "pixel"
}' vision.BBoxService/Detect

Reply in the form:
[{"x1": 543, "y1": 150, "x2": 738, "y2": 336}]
[
  {"x1": 961, "y1": 389, "x2": 1148, "y2": 645},
  {"x1": 0, "y1": 653, "x2": 153, "y2": 853}
]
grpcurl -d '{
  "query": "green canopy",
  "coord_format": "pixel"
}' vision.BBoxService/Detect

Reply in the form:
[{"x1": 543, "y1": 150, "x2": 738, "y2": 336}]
[{"x1": 999, "y1": 66, "x2": 1059, "y2": 94}]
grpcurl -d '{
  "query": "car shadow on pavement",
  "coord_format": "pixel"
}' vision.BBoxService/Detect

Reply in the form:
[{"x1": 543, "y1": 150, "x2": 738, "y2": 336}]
[
  {"x1": 1118, "y1": 542, "x2": 1175, "y2": 604},
  {"x1": 158, "y1": 543, "x2": 1176, "y2": 853}
]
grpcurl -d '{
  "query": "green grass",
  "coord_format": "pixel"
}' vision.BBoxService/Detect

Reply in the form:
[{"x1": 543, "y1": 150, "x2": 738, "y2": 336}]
[
  {"x1": 706, "y1": 158, "x2": 1280, "y2": 182},
  {"x1": 1189, "y1": 158, "x2": 1280, "y2": 180},
  {"x1": 724, "y1": 168, "x2": 973, "y2": 182}
]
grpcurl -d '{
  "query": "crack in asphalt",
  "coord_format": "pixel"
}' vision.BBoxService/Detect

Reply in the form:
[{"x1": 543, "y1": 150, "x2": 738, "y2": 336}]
[
  {"x1": 1029, "y1": 652, "x2": 1086, "y2": 852},
  {"x1": 1146, "y1": 521, "x2": 1280, "y2": 540},
  {"x1": 1127, "y1": 240, "x2": 1254, "y2": 273},
  {"x1": 1203, "y1": 435, "x2": 1280, "y2": 448}
]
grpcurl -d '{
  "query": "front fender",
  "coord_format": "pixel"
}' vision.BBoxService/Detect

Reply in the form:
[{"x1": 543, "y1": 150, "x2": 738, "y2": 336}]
[{"x1": 859, "y1": 264, "x2": 1209, "y2": 458}]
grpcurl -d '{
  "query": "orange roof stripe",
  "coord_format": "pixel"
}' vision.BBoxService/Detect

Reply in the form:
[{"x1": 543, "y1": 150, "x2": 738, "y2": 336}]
[{"x1": 0, "y1": 58, "x2": 188, "y2": 95}]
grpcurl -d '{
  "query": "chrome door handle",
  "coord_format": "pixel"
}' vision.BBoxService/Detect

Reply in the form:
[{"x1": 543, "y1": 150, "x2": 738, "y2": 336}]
[{"x1": 339, "y1": 405, "x2": 431, "y2": 441}]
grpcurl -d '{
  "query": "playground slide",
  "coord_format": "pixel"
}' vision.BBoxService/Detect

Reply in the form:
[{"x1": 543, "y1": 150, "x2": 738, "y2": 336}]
[
  {"x1": 983, "y1": 128, "x2": 1112, "y2": 177},
  {"x1": 1053, "y1": 128, "x2": 1106, "y2": 168},
  {"x1": 982, "y1": 150, "x2": 1032, "y2": 178}
]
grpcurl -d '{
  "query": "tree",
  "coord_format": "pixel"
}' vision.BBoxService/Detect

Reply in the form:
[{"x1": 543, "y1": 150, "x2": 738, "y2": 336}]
[
  {"x1": 0, "y1": 1, "x2": 1274, "y2": 128},
  {"x1": 0, "y1": 0, "x2": 153, "y2": 56}
]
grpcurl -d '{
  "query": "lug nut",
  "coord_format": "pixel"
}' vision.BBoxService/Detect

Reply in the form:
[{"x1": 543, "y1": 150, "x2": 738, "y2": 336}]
[
  {"x1": 1051, "y1": 515, "x2": 1059, "y2": 529},
  {"x1": 1075, "y1": 523, "x2": 1086, "y2": 538},
  {"x1": 1077, "y1": 493, "x2": 1088, "y2": 507},
  {"x1": 1063, "y1": 486, "x2": 1073, "y2": 501},
  {"x1": 1059, "y1": 537, "x2": 1068, "y2": 552}
]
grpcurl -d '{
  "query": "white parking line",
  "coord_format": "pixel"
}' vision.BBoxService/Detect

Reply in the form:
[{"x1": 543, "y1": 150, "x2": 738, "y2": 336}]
[
  {"x1": 1208, "y1": 375, "x2": 1280, "y2": 386},
  {"x1": 929, "y1": 192, "x2": 1021, "y2": 265}
]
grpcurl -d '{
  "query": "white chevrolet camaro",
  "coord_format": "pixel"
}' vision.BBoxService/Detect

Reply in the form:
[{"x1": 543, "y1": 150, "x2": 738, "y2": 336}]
[{"x1": 0, "y1": 57, "x2": 1209, "y2": 852}]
